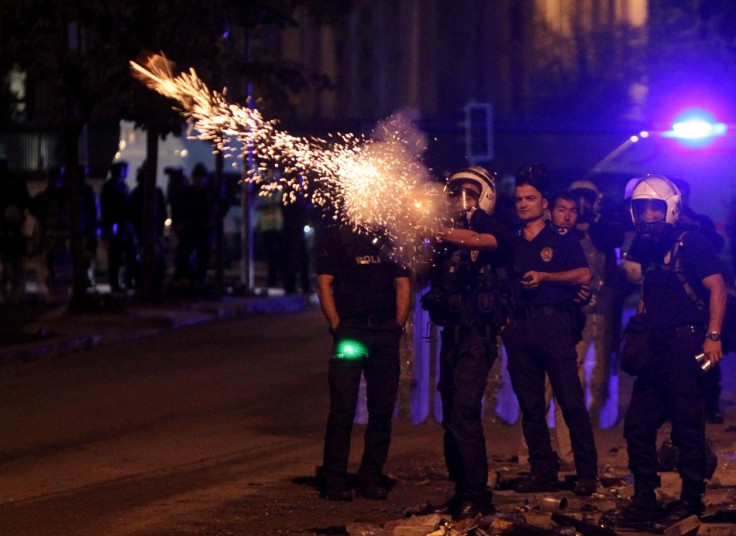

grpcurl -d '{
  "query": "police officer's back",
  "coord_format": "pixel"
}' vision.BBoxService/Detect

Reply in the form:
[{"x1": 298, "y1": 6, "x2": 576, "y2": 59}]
[{"x1": 316, "y1": 223, "x2": 410, "y2": 502}]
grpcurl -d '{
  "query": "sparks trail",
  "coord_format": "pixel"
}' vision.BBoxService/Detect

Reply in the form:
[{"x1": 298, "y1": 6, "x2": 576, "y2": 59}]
[{"x1": 130, "y1": 54, "x2": 446, "y2": 268}]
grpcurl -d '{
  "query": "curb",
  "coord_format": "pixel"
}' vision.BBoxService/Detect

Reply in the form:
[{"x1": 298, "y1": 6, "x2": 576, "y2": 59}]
[{"x1": 0, "y1": 294, "x2": 310, "y2": 362}]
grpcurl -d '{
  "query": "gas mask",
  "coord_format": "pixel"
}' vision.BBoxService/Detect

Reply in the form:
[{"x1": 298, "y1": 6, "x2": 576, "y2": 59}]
[{"x1": 635, "y1": 220, "x2": 676, "y2": 259}]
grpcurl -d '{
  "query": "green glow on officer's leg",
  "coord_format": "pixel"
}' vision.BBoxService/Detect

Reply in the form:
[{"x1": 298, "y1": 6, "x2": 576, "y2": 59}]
[{"x1": 335, "y1": 339, "x2": 367, "y2": 360}]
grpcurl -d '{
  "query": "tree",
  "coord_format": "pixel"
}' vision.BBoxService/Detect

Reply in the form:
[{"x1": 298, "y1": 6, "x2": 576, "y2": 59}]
[
  {"x1": 646, "y1": 0, "x2": 736, "y2": 125},
  {"x1": 0, "y1": 0, "x2": 345, "y2": 301},
  {"x1": 520, "y1": 7, "x2": 647, "y2": 128},
  {"x1": 0, "y1": 0, "x2": 145, "y2": 306}
]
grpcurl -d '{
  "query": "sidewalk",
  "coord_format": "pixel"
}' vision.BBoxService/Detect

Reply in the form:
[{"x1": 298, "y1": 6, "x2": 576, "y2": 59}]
[{"x1": 0, "y1": 288, "x2": 313, "y2": 362}]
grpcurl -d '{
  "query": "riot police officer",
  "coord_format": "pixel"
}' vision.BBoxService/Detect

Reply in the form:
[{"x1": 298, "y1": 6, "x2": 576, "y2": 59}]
[
  {"x1": 316, "y1": 224, "x2": 410, "y2": 502},
  {"x1": 567, "y1": 179, "x2": 624, "y2": 428},
  {"x1": 422, "y1": 167, "x2": 514, "y2": 520},
  {"x1": 605, "y1": 176, "x2": 726, "y2": 532},
  {"x1": 502, "y1": 165, "x2": 598, "y2": 497}
]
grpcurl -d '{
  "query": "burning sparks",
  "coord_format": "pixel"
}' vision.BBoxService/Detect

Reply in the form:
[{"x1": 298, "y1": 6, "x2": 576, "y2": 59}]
[{"x1": 130, "y1": 54, "x2": 448, "y2": 268}]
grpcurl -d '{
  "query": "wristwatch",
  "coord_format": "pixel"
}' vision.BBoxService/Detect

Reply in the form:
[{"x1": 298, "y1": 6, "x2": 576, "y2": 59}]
[{"x1": 706, "y1": 331, "x2": 721, "y2": 342}]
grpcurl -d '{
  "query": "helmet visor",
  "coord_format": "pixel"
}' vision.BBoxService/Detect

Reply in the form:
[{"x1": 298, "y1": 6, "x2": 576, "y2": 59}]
[
  {"x1": 447, "y1": 185, "x2": 480, "y2": 211},
  {"x1": 632, "y1": 198, "x2": 667, "y2": 224}
]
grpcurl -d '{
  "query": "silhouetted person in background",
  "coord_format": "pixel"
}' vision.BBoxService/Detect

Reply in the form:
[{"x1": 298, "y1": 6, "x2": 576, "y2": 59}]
[
  {"x1": 131, "y1": 164, "x2": 168, "y2": 295},
  {"x1": 100, "y1": 161, "x2": 138, "y2": 293},
  {"x1": 172, "y1": 163, "x2": 223, "y2": 289},
  {"x1": 30, "y1": 166, "x2": 72, "y2": 301},
  {"x1": 255, "y1": 189, "x2": 284, "y2": 288},
  {"x1": 164, "y1": 166, "x2": 188, "y2": 233},
  {"x1": 281, "y1": 196, "x2": 312, "y2": 294},
  {"x1": 77, "y1": 164, "x2": 100, "y2": 288},
  {"x1": 0, "y1": 160, "x2": 31, "y2": 303}
]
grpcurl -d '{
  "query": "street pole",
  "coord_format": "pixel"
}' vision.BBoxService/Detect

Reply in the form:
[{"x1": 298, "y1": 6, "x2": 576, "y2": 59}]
[{"x1": 240, "y1": 30, "x2": 255, "y2": 292}]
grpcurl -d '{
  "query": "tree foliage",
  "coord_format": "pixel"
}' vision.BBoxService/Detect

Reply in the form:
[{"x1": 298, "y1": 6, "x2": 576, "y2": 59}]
[
  {"x1": 524, "y1": 12, "x2": 647, "y2": 127},
  {"x1": 646, "y1": 0, "x2": 736, "y2": 123},
  {"x1": 514, "y1": 1, "x2": 736, "y2": 128},
  {"x1": 0, "y1": 0, "x2": 344, "y2": 301},
  {"x1": 0, "y1": 0, "x2": 343, "y2": 135}
]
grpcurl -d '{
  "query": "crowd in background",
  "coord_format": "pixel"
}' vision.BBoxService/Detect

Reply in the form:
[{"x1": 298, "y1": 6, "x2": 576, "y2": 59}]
[{"x1": 0, "y1": 159, "x2": 269, "y2": 303}]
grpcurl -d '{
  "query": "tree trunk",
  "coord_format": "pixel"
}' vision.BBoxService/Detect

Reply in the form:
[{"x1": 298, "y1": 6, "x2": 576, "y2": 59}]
[
  {"x1": 213, "y1": 151, "x2": 225, "y2": 293},
  {"x1": 65, "y1": 124, "x2": 89, "y2": 309}
]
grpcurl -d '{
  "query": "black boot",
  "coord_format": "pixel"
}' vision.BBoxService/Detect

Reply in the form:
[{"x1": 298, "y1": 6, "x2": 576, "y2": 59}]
[
  {"x1": 512, "y1": 473, "x2": 559, "y2": 493},
  {"x1": 451, "y1": 488, "x2": 495, "y2": 521},
  {"x1": 601, "y1": 492, "x2": 664, "y2": 531},
  {"x1": 650, "y1": 499, "x2": 703, "y2": 532}
]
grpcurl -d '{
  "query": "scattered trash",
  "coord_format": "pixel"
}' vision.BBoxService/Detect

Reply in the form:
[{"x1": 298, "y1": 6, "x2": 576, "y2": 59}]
[
  {"x1": 701, "y1": 508, "x2": 736, "y2": 523},
  {"x1": 551, "y1": 512, "x2": 616, "y2": 536},
  {"x1": 661, "y1": 514, "x2": 701, "y2": 536}
]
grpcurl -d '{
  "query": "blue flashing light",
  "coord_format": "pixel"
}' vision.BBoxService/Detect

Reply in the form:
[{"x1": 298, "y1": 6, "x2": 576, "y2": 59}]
[
  {"x1": 666, "y1": 119, "x2": 727, "y2": 139},
  {"x1": 663, "y1": 109, "x2": 727, "y2": 141}
]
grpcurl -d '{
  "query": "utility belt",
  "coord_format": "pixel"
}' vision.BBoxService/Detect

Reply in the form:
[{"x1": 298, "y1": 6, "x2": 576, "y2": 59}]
[
  {"x1": 341, "y1": 312, "x2": 394, "y2": 326},
  {"x1": 512, "y1": 303, "x2": 574, "y2": 319},
  {"x1": 652, "y1": 323, "x2": 704, "y2": 343},
  {"x1": 421, "y1": 288, "x2": 509, "y2": 328}
]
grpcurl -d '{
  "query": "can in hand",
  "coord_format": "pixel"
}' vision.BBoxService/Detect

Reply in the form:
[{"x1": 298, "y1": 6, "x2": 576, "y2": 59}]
[{"x1": 695, "y1": 353, "x2": 713, "y2": 372}]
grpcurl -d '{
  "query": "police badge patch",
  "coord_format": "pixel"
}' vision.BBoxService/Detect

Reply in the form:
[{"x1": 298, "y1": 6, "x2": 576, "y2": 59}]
[{"x1": 541, "y1": 247, "x2": 553, "y2": 262}]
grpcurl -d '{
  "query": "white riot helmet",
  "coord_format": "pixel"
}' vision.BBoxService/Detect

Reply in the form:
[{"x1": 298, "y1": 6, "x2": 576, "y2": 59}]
[
  {"x1": 629, "y1": 175, "x2": 681, "y2": 226},
  {"x1": 568, "y1": 179, "x2": 600, "y2": 197},
  {"x1": 446, "y1": 167, "x2": 497, "y2": 214}
]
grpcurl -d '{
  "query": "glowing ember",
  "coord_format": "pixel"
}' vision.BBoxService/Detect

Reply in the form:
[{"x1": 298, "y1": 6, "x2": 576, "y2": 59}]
[{"x1": 130, "y1": 54, "x2": 448, "y2": 268}]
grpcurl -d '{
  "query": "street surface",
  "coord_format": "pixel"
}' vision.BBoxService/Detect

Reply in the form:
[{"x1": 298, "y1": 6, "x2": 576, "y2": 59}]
[
  {"x1": 0, "y1": 306, "x2": 735, "y2": 535},
  {"x1": 0, "y1": 307, "x2": 335, "y2": 534}
]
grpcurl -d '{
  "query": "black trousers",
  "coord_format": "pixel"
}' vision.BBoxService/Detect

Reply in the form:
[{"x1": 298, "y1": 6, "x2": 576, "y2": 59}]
[
  {"x1": 624, "y1": 330, "x2": 708, "y2": 501},
  {"x1": 502, "y1": 310, "x2": 598, "y2": 479},
  {"x1": 106, "y1": 223, "x2": 138, "y2": 290},
  {"x1": 321, "y1": 320, "x2": 402, "y2": 488},
  {"x1": 438, "y1": 324, "x2": 497, "y2": 504}
]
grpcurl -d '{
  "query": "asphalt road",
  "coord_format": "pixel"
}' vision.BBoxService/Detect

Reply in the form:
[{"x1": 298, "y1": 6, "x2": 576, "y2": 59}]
[
  {"x1": 2, "y1": 306, "x2": 735, "y2": 536},
  {"x1": 0, "y1": 307, "x2": 342, "y2": 535}
]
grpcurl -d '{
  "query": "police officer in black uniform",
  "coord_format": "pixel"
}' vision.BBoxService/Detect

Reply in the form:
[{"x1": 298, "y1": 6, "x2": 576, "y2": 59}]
[
  {"x1": 606, "y1": 176, "x2": 726, "y2": 532},
  {"x1": 502, "y1": 165, "x2": 599, "y2": 496},
  {"x1": 422, "y1": 167, "x2": 514, "y2": 520},
  {"x1": 671, "y1": 177, "x2": 725, "y2": 424},
  {"x1": 316, "y1": 224, "x2": 410, "y2": 502}
]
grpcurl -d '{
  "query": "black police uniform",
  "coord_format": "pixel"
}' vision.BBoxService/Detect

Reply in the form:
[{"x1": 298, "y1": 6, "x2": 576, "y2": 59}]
[
  {"x1": 502, "y1": 222, "x2": 598, "y2": 483},
  {"x1": 426, "y1": 210, "x2": 513, "y2": 513},
  {"x1": 625, "y1": 229, "x2": 721, "y2": 505},
  {"x1": 317, "y1": 226, "x2": 408, "y2": 493}
]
